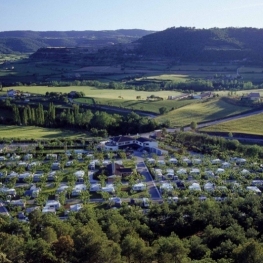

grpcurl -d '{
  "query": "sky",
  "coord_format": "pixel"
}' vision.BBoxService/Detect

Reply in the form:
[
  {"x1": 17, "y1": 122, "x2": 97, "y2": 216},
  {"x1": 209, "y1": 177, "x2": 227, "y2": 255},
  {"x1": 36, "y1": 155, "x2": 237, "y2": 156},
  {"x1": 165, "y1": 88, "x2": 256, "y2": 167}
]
[{"x1": 1, "y1": 0, "x2": 263, "y2": 31}]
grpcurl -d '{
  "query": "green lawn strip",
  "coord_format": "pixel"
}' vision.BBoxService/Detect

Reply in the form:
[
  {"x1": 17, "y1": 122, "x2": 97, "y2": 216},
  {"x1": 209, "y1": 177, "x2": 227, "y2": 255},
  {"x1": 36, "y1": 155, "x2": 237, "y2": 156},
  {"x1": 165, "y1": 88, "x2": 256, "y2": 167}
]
[
  {"x1": 200, "y1": 113, "x2": 263, "y2": 135},
  {"x1": 155, "y1": 98, "x2": 251, "y2": 127},
  {"x1": 0, "y1": 125, "x2": 87, "y2": 139}
]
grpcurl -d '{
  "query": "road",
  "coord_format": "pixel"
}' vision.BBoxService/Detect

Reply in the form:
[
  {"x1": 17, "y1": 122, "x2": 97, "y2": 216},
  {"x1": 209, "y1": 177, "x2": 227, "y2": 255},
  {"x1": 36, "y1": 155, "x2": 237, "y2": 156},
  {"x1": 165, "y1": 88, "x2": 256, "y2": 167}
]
[{"x1": 136, "y1": 160, "x2": 161, "y2": 200}]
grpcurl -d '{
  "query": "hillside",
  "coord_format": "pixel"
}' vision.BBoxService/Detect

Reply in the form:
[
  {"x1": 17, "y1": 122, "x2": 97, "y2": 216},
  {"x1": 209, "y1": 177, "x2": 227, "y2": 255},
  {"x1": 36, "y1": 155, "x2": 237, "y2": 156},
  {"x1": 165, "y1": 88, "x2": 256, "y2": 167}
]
[
  {"x1": 135, "y1": 27, "x2": 263, "y2": 62},
  {"x1": 0, "y1": 29, "x2": 154, "y2": 53}
]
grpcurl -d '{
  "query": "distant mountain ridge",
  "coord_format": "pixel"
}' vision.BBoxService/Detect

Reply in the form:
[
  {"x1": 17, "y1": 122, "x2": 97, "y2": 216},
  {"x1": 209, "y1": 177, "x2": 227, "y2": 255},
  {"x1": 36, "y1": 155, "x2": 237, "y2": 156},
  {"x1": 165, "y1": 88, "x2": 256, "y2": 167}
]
[
  {"x1": 0, "y1": 29, "x2": 154, "y2": 53},
  {"x1": 135, "y1": 27, "x2": 263, "y2": 62}
]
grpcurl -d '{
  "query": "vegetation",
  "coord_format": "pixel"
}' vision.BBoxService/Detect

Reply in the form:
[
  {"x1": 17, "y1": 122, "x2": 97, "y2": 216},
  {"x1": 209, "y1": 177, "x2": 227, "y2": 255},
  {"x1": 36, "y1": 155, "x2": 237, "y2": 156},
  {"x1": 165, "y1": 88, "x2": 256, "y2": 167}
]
[
  {"x1": 136, "y1": 27, "x2": 263, "y2": 63},
  {"x1": 155, "y1": 98, "x2": 251, "y2": 127},
  {"x1": 0, "y1": 125, "x2": 87, "y2": 139},
  {"x1": 0, "y1": 196, "x2": 263, "y2": 262},
  {"x1": 200, "y1": 113, "x2": 263, "y2": 135}
]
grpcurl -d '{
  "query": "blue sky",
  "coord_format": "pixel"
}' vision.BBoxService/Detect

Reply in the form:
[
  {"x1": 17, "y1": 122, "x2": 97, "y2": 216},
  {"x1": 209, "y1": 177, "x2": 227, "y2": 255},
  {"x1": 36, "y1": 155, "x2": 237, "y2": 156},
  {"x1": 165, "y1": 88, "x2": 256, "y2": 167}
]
[{"x1": 1, "y1": 0, "x2": 263, "y2": 31}]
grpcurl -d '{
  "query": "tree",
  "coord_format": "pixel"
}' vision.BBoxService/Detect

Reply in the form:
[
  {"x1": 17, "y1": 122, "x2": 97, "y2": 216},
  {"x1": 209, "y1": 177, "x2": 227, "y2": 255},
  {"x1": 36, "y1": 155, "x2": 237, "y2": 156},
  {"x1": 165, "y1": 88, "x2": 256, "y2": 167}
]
[
  {"x1": 190, "y1": 121, "x2": 197, "y2": 131},
  {"x1": 159, "y1": 107, "x2": 168, "y2": 115},
  {"x1": 233, "y1": 240, "x2": 263, "y2": 263}
]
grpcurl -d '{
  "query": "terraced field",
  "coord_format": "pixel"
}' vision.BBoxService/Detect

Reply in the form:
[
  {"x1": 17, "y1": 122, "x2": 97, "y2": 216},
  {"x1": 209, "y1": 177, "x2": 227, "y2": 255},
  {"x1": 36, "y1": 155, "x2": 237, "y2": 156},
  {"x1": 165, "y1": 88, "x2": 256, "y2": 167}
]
[
  {"x1": 200, "y1": 113, "x2": 263, "y2": 135},
  {"x1": 155, "y1": 98, "x2": 251, "y2": 127}
]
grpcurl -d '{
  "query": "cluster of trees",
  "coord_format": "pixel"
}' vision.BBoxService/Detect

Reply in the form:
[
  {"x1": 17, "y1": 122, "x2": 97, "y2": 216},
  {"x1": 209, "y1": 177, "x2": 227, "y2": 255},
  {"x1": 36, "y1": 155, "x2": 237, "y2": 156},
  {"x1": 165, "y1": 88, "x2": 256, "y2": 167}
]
[
  {"x1": 165, "y1": 132, "x2": 263, "y2": 159},
  {"x1": 9, "y1": 103, "x2": 161, "y2": 136},
  {"x1": 1, "y1": 196, "x2": 263, "y2": 262}
]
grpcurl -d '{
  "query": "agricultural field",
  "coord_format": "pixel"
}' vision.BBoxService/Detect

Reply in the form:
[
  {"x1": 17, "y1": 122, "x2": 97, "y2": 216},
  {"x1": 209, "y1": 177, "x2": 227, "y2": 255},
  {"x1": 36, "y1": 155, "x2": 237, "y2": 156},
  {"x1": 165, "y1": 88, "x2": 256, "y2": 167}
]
[
  {"x1": 4, "y1": 85, "x2": 185, "y2": 99},
  {"x1": 145, "y1": 74, "x2": 189, "y2": 82},
  {"x1": 0, "y1": 125, "x2": 87, "y2": 139},
  {"x1": 200, "y1": 113, "x2": 263, "y2": 135},
  {"x1": 155, "y1": 98, "x2": 251, "y2": 127},
  {"x1": 76, "y1": 97, "x2": 194, "y2": 114}
]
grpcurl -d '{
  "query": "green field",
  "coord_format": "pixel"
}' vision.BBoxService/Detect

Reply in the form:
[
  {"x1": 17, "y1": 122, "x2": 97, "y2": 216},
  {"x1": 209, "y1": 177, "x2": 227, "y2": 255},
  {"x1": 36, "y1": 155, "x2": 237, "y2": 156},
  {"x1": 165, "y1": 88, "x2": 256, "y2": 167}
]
[
  {"x1": 145, "y1": 74, "x2": 189, "y2": 82},
  {"x1": 0, "y1": 126, "x2": 87, "y2": 139},
  {"x1": 76, "y1": 97, "x2": 194, "y2": 114},
  {"x1": 155, "y1": 98, "x2": 251, "y2": 127},
  {"x1": 4, "y1": 85, "x2": 185, "y2": 99},
  {"x1": 200, "y1": 113, "x2": 263, "y2": 135}
]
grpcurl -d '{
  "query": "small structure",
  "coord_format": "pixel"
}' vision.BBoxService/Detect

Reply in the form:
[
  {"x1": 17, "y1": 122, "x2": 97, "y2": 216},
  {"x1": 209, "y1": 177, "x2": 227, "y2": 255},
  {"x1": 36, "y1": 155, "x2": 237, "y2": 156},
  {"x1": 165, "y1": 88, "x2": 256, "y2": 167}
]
[
  {"x1": 160, "y1": 183, "x2": 174, "y2": 193},
  {"x1": 247, "y1": 186, "x2": 261, "y2": 195},
  {"x1": 101, "y1": 184, "x2": 115, "y2": 193},
  {"x1": 90, "y1": 183, "x2": 101, "y2": 192},
  {"x1": 71, "y1": 184, "x2": 86, "y2": 196},
  {"x1": 69, "y1": 203, "x2": 82, "y2": 212},
  {"x1": 0, "y1": 203, "x2": 10, "y2": 217},
  {"x1": 132, "y1": 183, "x2": 146, "y2": 191},
  {"x1": 241, "y1": 92, "x2": 261, "y2": 102},
  {"x1": 189, "y1": 183, "x2": 201, "y2": 191}
]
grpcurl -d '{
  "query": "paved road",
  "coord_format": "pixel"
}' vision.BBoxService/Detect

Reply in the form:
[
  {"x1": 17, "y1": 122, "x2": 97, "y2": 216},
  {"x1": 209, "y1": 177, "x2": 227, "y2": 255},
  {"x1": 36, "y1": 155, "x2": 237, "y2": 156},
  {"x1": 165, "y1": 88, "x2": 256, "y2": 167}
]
[{"x1": 136, "y1": 160, "x2": 161, "y2": 200}]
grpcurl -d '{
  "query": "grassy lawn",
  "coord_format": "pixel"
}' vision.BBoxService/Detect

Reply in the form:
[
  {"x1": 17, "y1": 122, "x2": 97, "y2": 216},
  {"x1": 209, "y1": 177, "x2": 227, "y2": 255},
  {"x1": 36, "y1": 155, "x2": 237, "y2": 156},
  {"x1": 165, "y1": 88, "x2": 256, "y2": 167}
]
[
  {"x1": 0, "y1": 125, "x2": 87, "y2": 139},
  {"x1": 200, "y1": 113, "x2": 263, "y2": 135},
  {"x1": 155, "y1": 98, "x2": 251, "y2": 127}
]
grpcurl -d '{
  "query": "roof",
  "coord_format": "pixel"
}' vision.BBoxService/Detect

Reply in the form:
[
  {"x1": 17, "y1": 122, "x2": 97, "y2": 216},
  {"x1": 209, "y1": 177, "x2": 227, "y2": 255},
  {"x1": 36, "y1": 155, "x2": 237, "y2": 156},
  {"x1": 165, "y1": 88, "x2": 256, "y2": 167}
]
[
  {"x1": 249, "y1": 92, "x2": 260, "y2": 98},
  {"x1": 136, "y1": 137, "x2": 155, "y2": 143},
  {"x1": 0, "y1": 203, "x2": 10, "y2": 217},
  {"x1": 110, "y1": 136, "x2": 134, "y2": 143}
]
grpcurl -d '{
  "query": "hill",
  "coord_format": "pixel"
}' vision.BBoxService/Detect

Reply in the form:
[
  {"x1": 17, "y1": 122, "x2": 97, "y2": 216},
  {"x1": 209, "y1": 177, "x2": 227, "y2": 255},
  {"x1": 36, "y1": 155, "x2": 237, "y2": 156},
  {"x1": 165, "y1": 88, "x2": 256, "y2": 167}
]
[
  {"x1": 0, "y1": 29, "x2": 154, "y2": 53},
  {"x1": 135, "y1": 27, "x2": 263, "y2": 63}
]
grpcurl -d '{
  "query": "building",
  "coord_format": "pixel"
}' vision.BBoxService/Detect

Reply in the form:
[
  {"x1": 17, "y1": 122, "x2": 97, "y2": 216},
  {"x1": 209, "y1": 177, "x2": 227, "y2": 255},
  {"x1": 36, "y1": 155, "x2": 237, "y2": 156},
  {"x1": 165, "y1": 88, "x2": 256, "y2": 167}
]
[
  {"x1": 103, "y1": 135, "x2": 163, "y2": 155},
  {"x1": 241, "y1": 92, "x2": 261, "y2": 102}
]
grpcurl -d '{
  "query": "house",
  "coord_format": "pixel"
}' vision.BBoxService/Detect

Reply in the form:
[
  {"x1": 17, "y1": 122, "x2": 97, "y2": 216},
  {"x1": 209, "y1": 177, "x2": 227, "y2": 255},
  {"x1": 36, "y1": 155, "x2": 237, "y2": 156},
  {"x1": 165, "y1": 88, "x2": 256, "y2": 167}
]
[
  {"x1": 169, "y1": 158, "x2": 178, "y2": 164},
  {"x1": 107, "y1": 162, "x2": 133, "y2": 179},
  {"x1": 90, "y1": 183, "x2": 101, "y2": 192},
  {"x1": 0, "y1": 186, "x2": 16, "y2": 196},
  {"x1": 43, "y1": 200, "x2": 61, "y2": 212},
  {"x1": 68, "y1": 91, "x2": 78, "y2": 98},
  {"x1": 189, "y1": 183, "x2": 201, "y2": 191},
  {"x1": 74, "y1": 170, "x2": 85, "y2": 179},
  {"x1": 0, "y1": 203, "x2": 10, "y2": 217},
  {"x1": 109, "y1": 197, "x2": 122, "y2": 207},
  {"x1": 247, "y1": 186, "x2": 261, "y2": 195},
  {"x1": 104, "y1": 136, "x2": 159, "y2": 153},
  {"x1": 204, "y1": 182, "x2": 215, "y2": 192},
  {"x1": 101, "y1": 184, "x2": 115, "y2": 193},
  {"x1": 241, "y1": 92, "x2": 261, "y2": 101},
  {"x1": 7, "y1": 89, "x2": 20, "y2": 97},
  {"x1": 17, "y1": 172, "x2": 32, "y2": 183},
  {"x1": 9, "y1": 199, "x2": 26, "y2": 208},
  {"x1": 24, "y1": 184, "x2": 41, "y2": 198},
  {"x1": 51, "y1": 162, "x2": 60, "y2": 170},
  {"x1": 69, "y1": 204, "x2": 82, "y2": 212},
  {"x1": 167, "y1": 94, "x2": 189, "y2": 100},
  {"x1": 71, "y1": 184, "x2": 86, "y2": 196},
  {"x1": 132, "y1": 182, "x2": 146, "y2": 191},
  {"x1": 160, "y1": 183, "x2": 174, "y2": 193},
  {"x1": 56, "y1": 185, "x2": 69, "y2": 194}
]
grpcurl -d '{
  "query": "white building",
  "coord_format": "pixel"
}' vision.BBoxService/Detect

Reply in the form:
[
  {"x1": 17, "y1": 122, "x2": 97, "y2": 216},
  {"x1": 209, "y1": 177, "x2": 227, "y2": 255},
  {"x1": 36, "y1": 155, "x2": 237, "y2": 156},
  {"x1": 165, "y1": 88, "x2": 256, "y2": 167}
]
[
  {"x1": 132, "y1": 183, "x2": 146, "y2": 191},
  {"x1": 189, "y1": 183, "x2": 201, "y2": 191}
]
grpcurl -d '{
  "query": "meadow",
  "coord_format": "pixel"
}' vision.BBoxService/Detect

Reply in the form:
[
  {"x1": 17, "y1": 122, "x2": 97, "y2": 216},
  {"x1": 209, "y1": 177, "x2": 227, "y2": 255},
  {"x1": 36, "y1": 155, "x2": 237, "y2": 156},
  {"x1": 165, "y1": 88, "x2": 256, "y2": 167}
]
[
  {"x1": 200, "y1": 113, "x2": 263, "y2": 135},
  {"x1": 155, "y1": 98, "x2": 251, "y2": 127},
  {"x1": 5, "y1": 85, "x2": 185, "y2": 99},
  {"x1": 0, "y1": 126, "x2": 87, "y2": 139},
  {"x1": 76, "y1": 97, "x2": 194, "y2": 114}
]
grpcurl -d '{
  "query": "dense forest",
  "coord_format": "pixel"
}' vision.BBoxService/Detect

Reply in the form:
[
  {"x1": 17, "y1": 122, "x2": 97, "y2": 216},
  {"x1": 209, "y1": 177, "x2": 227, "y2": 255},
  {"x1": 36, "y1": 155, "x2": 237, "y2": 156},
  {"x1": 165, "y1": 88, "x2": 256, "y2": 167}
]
[
  {"x1": 0, "y1": 29, "x2": 153, "y2": 53},
  {"x1": 136, "y1": 27, "x2": 263, "y2": 62},
  {"x1": 1, "y1": 197, "x2": 263, "y2": 262}
]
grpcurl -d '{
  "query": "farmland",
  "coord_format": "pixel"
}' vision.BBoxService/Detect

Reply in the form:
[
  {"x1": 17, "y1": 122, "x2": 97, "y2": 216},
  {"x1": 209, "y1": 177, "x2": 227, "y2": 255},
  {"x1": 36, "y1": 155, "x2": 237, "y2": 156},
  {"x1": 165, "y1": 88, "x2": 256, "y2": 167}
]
[
  {"x1": 200, "y1": 113, "x2": 263, "y2": 135},
  {"x1": 155, "y1": 98, "x2": 251, "y2": 127},
  {"x1": 0, "y1": 125, "x2": 87, "y2": 139}
]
